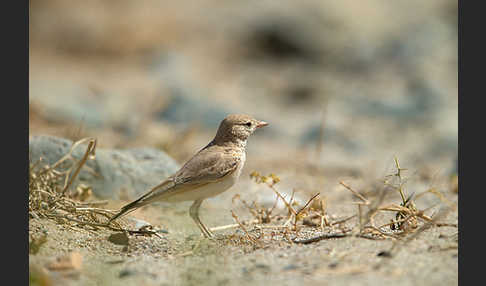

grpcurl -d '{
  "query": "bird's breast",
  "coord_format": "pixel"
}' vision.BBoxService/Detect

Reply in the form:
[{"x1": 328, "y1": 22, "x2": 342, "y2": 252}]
[{"x1": 231, "y1": 151, "x2": 246, "y2": 181}]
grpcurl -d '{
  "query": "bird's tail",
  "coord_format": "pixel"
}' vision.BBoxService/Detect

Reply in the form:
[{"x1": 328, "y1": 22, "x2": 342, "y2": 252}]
[{"x1": 108, "y1": 179, "x2": 174, "y2": 224}]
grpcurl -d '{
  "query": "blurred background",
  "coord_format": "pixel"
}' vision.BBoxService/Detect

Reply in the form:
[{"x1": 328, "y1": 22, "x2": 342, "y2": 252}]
[{"x1": 29, "y1": 0, "x2": 457, "y2": 192}]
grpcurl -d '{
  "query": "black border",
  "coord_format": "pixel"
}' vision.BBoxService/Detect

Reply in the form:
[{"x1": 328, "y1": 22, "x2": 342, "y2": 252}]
[
  {"x1": 459, "y1": 0, "x2": 479, "y2": 285},
  {"x1": 5, "y1": 0, "x2": 29, "y2": 284}
]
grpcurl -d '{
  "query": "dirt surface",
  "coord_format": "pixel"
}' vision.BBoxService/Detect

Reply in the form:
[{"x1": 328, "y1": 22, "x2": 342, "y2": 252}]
[{"x1": 29, "y1": 159, "x2": 458, "y2": 286}]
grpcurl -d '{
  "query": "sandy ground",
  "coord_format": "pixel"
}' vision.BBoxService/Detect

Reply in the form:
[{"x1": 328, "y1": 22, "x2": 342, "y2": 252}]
[{"x1": 29, "y1": 158, "x2": 458, "y2": 286}]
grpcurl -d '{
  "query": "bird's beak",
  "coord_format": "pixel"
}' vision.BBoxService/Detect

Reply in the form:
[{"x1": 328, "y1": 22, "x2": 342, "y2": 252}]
[{"x1": 256, "y1": 121, "x2": 268, "y2": 128}]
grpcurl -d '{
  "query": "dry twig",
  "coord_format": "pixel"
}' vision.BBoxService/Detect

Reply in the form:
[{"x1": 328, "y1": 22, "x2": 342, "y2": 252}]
[{"x1": 29, "y1": 137, "x2": 162, "y2": 239}]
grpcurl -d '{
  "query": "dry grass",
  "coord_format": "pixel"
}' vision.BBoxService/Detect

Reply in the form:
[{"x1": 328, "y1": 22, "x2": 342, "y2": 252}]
[
  {"x1": 29, "y1": 138, "x2": 457, "y2": 259},
  {"x1": 28, "y1": 137, "x2": 163, "y2": 253},
  {"x1": 220, "y1": 157, "x2": 457, "y2": 253}
]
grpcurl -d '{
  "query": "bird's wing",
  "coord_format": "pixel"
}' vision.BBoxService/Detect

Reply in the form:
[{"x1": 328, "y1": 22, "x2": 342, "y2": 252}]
[
  {"x1": 174, "y1": 146, "x2": 241, "y2": 186},
  {"x1": 109, "y1": 146, "x2": 240, "y2": 222}
]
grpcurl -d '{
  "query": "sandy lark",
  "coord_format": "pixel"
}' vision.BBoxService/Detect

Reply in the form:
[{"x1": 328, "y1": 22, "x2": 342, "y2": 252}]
[{"x1": 109, "y1": 114, "x2": 268, "y2": 237}]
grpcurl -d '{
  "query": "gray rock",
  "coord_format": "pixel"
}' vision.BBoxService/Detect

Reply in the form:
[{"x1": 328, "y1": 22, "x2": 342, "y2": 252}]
[{"x1": 29, "y1": 135, "x2": 180, "y2": 199}]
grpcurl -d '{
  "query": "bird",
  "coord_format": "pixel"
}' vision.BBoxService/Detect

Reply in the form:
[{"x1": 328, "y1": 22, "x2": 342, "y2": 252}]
[{"x1": 108, "y1": 114, "x2": 268, "y2": 238}]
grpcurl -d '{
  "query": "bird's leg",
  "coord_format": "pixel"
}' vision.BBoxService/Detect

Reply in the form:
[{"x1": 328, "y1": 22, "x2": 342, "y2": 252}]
[{"x1": 189, "y1": 199, "x2": 214, "y2": 238}]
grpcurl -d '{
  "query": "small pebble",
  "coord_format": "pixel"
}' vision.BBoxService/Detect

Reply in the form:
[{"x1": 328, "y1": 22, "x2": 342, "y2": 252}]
[
  {"x1": 328, "y1": 262, "x2": 339, "y2": 269},
  {"x1": 377, "y1": 251, "x2": 392, "y2": 258},
  {"x1": 283, "y1": 264, "x2": 299, "y2": 271},
  {"x1": 108, "y1": 232, "x2": 129, "y2": 246},
  {"x1": 119, "y1": 269, "x2": 136, "y2": 278}
]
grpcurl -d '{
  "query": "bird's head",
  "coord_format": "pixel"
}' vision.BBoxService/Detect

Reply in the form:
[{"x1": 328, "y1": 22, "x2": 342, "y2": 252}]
[{"x1": 214, "y1": 114, "x2": 268, "y2": 145}]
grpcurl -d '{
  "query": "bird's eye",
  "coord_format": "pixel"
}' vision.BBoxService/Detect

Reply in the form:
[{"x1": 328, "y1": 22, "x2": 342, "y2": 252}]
[{"x1": 245, "y1": 122, "x2": 252, "y2": 127}]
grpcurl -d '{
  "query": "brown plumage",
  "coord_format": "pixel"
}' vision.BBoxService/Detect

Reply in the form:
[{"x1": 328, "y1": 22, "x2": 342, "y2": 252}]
[{"x1": 109, "y1": 114, "x2": 268, "y2": 237}]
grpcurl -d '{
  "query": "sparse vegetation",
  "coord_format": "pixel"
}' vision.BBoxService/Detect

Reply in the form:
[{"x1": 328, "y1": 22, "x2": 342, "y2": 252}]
[
  {"x1": 29, "y1": 139, "x2": 458, "y2": 285},
  {"x1": 29, "y1": 137, "x2": 164, "y2": 240},
  {"x1": 218, "y1": 157, "x2": 457, "y2": 257}
]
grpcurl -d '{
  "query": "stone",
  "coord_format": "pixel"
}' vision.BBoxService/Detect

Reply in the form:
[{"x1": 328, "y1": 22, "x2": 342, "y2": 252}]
[
  {"x1": 108, "y1": 233, "x2": 130, "y2": 246},
  {"x1": 29, "y1": 135, "x2": 180, "y2": 199}
]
